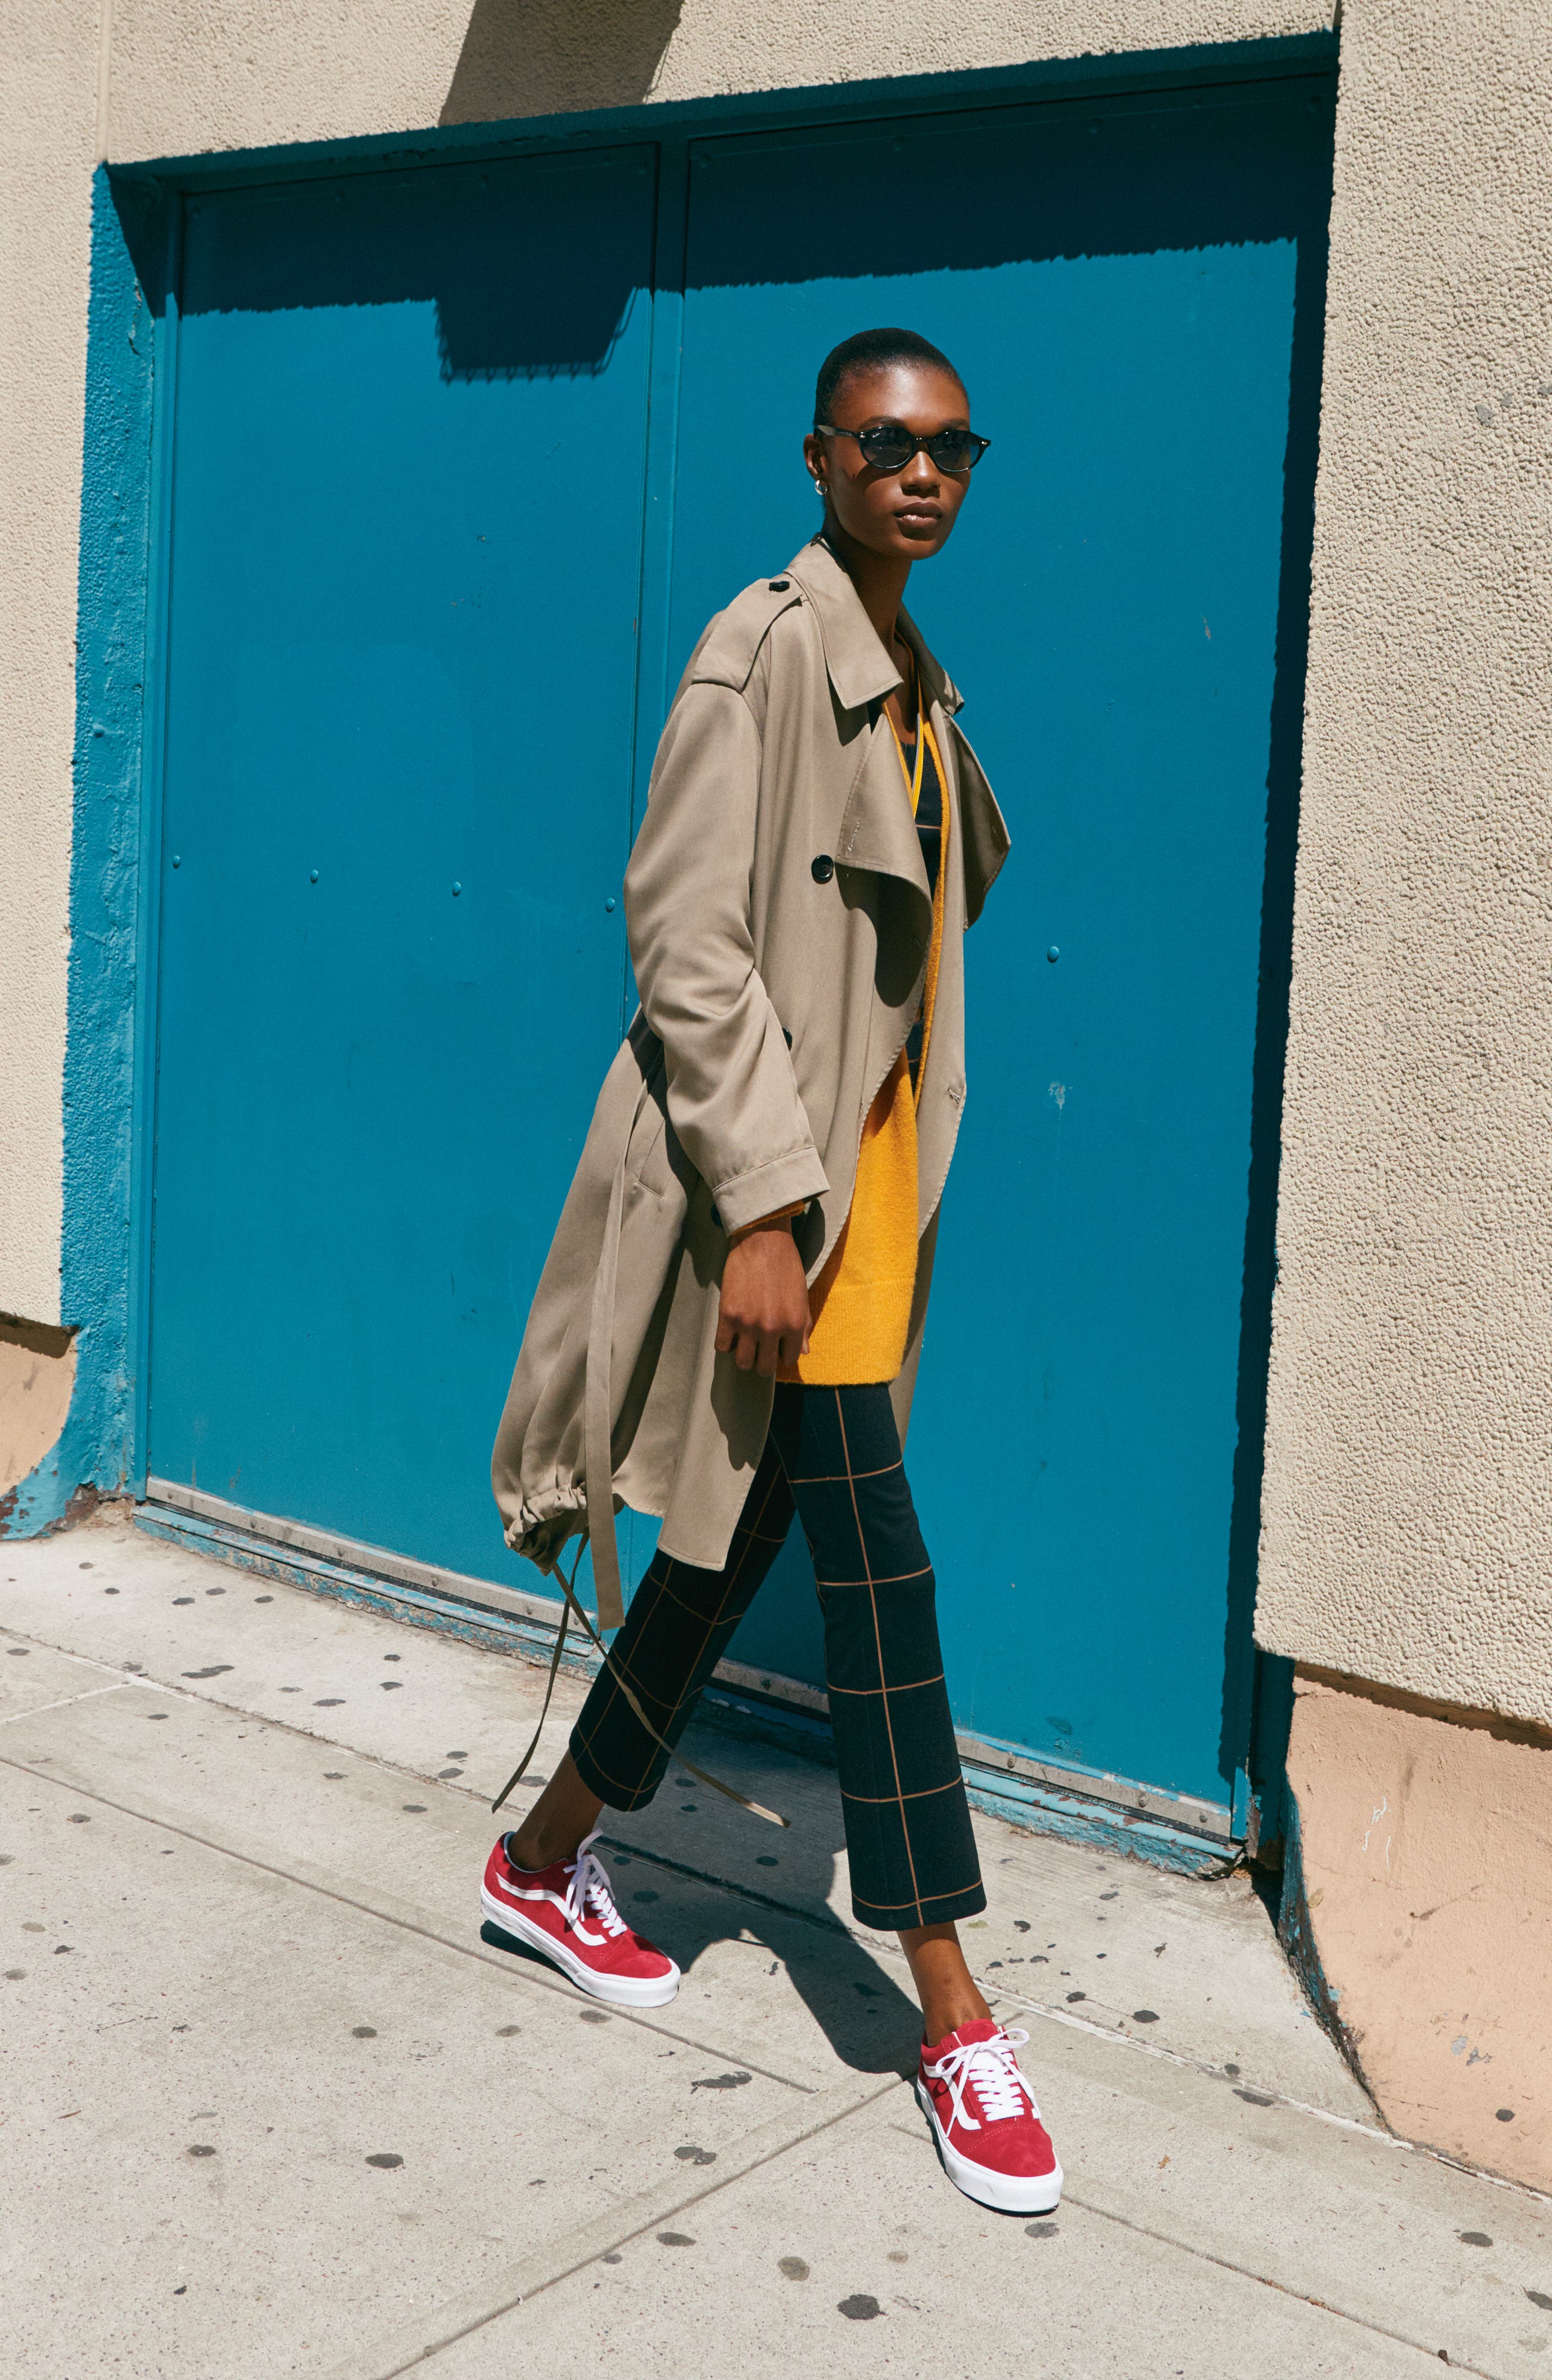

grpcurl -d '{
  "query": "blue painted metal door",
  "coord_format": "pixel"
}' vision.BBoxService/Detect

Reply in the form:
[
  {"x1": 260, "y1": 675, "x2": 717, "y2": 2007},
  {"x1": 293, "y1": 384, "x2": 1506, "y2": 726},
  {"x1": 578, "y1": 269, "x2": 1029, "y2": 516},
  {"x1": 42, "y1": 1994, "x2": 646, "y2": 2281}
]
[
  {"x1": 149, "y1": 150, "x2": 654, "y2": 1577},
  {"x1": 147, "y1": 71, "x2": 1330, "y2": 1822}
]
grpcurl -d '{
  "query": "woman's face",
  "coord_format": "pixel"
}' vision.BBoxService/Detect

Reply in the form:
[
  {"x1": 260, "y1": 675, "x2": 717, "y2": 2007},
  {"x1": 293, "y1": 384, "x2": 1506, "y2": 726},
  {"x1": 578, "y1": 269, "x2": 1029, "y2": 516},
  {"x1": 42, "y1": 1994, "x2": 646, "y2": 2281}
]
[{"x1": 804, "y1": 361, "x2": 974, "y2": 563}]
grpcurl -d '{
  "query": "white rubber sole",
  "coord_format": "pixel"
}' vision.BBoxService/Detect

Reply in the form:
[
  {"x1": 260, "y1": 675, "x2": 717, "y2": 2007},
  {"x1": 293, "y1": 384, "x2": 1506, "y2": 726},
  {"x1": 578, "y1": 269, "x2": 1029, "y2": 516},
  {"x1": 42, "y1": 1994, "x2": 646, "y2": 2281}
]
[
  {"x1": 915, "y1": 2077, "x2": 1065, "y2": 2216},
  {"x1": 479, "y1": 1884, "x2": 681, "y2": 2009}
]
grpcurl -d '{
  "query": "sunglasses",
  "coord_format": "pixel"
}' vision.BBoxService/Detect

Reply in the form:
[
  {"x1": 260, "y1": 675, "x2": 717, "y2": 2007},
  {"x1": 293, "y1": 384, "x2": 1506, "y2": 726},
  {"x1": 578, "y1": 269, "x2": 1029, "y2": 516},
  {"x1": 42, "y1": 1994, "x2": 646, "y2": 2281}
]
[{"x1": 814, "y1": 421, "x2": 991, "y2": 475}]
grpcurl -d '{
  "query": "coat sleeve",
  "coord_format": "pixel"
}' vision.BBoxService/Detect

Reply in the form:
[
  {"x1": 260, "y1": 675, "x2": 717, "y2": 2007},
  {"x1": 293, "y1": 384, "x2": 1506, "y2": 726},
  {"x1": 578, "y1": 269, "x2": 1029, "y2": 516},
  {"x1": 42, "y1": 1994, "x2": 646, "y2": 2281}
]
[{"x1": 624, "y1": 679, "x2": 831, "y2": 1234}]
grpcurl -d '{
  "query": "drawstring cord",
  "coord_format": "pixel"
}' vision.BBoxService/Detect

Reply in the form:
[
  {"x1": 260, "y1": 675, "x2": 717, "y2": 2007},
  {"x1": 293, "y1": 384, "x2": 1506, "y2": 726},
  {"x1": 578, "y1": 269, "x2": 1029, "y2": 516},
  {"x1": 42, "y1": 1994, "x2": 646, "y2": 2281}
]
[{"x1": 490, "y1": 1531, "x2": 789, "y2": 1830}]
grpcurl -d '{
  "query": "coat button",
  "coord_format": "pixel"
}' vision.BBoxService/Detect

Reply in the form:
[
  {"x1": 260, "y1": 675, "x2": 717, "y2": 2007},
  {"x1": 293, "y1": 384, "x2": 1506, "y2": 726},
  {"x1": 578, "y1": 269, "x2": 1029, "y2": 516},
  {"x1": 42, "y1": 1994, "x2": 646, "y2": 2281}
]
[
  {"x1": 768, "y1": 578, "x2": 790, "y2": 592},
  {"x1": 811, "y1": 854, "x2": 835, "y2": 883}
]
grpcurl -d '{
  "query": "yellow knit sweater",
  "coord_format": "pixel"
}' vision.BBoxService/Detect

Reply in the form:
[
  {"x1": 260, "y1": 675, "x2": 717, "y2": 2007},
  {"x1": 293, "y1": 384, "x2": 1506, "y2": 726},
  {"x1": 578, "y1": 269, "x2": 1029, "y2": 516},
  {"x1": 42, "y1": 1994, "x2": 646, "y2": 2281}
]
[{"x1": 785, "y1": 713, "x2": 949, "y2": 1387}]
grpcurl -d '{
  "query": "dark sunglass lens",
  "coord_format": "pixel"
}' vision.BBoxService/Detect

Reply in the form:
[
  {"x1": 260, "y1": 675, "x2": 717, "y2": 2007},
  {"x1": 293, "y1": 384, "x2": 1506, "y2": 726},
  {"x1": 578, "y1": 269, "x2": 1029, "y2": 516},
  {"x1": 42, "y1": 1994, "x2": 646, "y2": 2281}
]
[
  {"x1": 928, "y1": 432, "x2": 981, "y2": 472},
  {"x1": 859, "y1": 426, "x2": 916, "y2": 471}
]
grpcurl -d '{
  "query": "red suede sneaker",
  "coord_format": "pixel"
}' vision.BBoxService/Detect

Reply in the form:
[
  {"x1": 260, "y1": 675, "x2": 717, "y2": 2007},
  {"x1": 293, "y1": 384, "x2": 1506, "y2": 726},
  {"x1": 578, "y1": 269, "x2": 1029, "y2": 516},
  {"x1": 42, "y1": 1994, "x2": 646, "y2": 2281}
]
[
  {"x1": 916, "y1": 2020, "x2": 1063, "y2": 2214},
  {"x1": 480, "y1": 1829, "x2": 680, "y2": 2009}
]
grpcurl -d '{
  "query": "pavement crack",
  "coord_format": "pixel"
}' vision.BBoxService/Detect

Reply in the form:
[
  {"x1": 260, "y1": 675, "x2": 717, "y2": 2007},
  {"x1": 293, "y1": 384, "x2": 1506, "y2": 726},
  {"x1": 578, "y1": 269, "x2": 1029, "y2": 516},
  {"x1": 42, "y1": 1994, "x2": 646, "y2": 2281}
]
[{"x1": 0, "y1": 1682, "x2": 130, "y2": 1727}]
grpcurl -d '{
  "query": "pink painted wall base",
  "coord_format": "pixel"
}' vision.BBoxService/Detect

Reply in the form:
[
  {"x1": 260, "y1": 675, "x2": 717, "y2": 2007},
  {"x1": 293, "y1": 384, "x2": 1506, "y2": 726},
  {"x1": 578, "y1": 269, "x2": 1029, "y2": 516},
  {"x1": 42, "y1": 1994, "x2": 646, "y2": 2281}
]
[{"x1": 1287, "y1": 1667, "x2": 1552, "y2": 2191}]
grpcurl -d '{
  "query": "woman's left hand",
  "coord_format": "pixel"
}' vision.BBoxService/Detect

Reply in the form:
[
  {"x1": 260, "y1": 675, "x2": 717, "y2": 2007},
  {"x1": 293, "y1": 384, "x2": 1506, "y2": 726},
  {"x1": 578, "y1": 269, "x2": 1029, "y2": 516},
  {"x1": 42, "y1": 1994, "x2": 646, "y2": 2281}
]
[{"x1": 716, "y1": 1220, "x2": 811, "y2": 1377}]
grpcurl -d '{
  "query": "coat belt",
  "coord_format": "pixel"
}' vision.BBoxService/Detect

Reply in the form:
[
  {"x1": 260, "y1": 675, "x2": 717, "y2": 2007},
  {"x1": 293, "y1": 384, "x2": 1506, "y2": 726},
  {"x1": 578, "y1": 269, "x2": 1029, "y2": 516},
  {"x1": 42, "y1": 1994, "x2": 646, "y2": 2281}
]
[{"x1": 582, "y1": 1058, "x2": 656, "y2": 1633}]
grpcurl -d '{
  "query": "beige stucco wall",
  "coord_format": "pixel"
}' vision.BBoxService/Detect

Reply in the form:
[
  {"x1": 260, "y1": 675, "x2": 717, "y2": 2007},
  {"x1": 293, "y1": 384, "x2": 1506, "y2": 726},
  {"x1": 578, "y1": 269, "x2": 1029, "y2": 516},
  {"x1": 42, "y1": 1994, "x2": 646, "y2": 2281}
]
[
  {"x1": 1257, "y1": 0, "x2": 1552, "y2": 1727},
  {"x1": 1286, "y1": 1668, "x2": 1552, "y2": 2192},
  {"x1": 0, "y1": 0, "x2": 102, "y2": 1328},
  {"x1": 99, "y1": 0, "x2": 1331, "y2": 159}
]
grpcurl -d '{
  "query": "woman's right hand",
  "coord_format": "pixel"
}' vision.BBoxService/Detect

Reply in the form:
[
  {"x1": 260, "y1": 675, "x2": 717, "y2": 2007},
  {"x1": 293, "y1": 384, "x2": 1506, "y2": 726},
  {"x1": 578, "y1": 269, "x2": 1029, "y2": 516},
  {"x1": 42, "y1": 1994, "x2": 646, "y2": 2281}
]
[{"x1": 716, "y1": 1220, "x2": 811, "y2": 1378}]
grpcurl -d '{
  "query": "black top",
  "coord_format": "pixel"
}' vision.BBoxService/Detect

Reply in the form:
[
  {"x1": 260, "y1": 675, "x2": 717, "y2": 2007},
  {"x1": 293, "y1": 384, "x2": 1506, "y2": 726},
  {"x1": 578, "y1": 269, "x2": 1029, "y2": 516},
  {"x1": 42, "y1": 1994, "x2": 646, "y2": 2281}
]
[
  {"x1": 899, "y1": 717, "x2": 942, "y2": 1089},
  {"x1": 910, "y1": 720, "x2": 943, "y2": 904}
]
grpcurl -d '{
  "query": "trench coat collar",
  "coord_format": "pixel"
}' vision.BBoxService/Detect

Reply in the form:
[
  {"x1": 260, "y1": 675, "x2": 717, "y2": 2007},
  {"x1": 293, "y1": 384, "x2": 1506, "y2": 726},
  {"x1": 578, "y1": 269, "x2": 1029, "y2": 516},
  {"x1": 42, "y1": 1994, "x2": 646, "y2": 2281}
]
[{"x1": 784, "y1": 535, "x2": 965, "y2": 719}]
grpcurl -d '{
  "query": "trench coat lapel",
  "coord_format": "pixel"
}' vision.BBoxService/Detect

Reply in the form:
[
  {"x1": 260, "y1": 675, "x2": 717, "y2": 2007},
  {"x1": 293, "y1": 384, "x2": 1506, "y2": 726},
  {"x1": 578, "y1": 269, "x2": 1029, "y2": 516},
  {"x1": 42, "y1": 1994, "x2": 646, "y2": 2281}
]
[
  {"x1": 834, "y1": 723, "x2": 931, "y2": 896},
  {"x1": 787, "y1": 538, "x2": 927, "y2": 898},
  {"x1": 784, "y1": 539, "x2": 1006, "y2": 911}
]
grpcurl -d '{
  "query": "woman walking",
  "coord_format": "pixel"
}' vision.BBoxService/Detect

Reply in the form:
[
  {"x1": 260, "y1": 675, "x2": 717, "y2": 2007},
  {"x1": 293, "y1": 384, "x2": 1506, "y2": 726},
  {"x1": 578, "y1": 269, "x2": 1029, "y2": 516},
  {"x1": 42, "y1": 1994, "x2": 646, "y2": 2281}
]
[{"x1": 486, "y1": 327, "x2": 1061, "y2": 2216}]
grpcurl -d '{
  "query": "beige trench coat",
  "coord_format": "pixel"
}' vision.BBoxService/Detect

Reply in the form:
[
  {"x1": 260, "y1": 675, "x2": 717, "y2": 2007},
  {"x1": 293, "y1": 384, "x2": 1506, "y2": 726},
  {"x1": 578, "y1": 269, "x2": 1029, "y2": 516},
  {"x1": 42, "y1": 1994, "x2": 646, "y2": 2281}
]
[{"x1": 491, "y1": 535, "x2": 1010, "y2": 1627}]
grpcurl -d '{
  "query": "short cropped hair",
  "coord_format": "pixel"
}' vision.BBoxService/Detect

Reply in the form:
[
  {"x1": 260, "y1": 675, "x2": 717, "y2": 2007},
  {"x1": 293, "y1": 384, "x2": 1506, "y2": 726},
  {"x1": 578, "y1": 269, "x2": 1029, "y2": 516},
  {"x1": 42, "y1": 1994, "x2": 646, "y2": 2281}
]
[{"x1": 813, "y1": 327, "x2": 967, "y2": 426}]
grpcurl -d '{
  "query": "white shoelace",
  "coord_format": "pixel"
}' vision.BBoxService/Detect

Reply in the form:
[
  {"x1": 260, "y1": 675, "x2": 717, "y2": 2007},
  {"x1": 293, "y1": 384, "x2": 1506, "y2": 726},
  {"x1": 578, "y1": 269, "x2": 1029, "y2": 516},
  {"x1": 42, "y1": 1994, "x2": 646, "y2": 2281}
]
[
  {"x1": 559, "y1": 1830, "x2": 630, "y2": 1948},
  {"x1": 924, "y1": 2026, "x2": 1038, "y2": 2133}
]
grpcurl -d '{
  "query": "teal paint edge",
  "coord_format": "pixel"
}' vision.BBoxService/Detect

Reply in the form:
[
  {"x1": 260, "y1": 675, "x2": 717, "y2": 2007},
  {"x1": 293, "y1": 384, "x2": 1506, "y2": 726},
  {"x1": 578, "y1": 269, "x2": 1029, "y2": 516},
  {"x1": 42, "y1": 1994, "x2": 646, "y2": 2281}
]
[
  {"x1": 1, "y1": 171, "x2": 162, "y2": 1539},
  {"x1": 962, "y1": 1774, "x2": 1235, "y2": 1878},
  {"x1": 960, "y1": 1723, "x2": 1232, "y2": 1837},
  {"x1": 132, "y1": 1504, "x2": 1238, "y2": 1875},
  {"x1": 124, "y1": 192, "x2": 183, "y2": 1500},
  {"x1": 1248, "y1": 1649, "x2": 1296, "y2": 1854},
  {"x1": 1274, "y1": 1774, "x2": 1372, "y2": 2094},
  {"x1": 132, "y1": 1508, "x2": 607, "y2": 1681}
]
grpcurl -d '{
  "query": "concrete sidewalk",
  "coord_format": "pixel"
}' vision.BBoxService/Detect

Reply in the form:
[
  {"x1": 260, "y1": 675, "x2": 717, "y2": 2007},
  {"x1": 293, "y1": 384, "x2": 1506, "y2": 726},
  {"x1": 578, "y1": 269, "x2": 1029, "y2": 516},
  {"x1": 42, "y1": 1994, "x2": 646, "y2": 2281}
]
[{"x1": 2, "y1": 1510, "x2": 1549, "y2": 2378}]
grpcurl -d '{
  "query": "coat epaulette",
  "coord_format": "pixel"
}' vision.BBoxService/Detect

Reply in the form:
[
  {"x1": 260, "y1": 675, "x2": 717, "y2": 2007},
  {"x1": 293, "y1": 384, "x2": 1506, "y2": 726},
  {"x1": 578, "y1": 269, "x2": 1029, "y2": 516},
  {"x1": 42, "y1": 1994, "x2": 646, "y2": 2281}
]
[{"x1": 688, "y1": 575, "x2": 806, "y2": 694}]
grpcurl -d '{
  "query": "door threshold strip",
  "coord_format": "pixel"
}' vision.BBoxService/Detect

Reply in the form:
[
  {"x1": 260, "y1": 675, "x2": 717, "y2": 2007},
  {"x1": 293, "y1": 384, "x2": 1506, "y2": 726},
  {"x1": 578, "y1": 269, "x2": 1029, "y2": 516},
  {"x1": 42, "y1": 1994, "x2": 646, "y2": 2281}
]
[{"x1": 134, "y1": 1486, "x2": 1237, "y2": 1873}]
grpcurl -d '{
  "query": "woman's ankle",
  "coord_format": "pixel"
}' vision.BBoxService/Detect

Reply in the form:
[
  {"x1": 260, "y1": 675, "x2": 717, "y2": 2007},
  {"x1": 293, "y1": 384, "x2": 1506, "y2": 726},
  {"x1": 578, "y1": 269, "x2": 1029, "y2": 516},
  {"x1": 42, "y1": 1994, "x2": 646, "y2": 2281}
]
[
  {"x1": 918, "y1": 1985, "x2": 993, "y2": 2044},
  {"x1": 898, "y1": 1920, "x2": 994, "y2": 2043},
  {"x1": 504, "y1": 1751, "x2": 605, "y2": 1873},
  {"x1": 506, "y1": 1820, "x2": 581, "y2": 1872}
]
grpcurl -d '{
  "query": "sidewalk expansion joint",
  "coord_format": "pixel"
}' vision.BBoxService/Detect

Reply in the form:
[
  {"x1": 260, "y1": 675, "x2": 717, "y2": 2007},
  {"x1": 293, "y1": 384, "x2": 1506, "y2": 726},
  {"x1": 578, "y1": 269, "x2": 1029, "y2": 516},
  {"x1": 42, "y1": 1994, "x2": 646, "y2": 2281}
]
[
  {"x1": 628, "y1": 1854, "x2": 1550, "y2": 2210},
  {"x1": 614, "y1": 1841, "x2": 1405, "y2": 2165},
  {"x1": 591, "y1": 1838, "x2": 1487, "y2": 2196},
  {"x1": 1053, "y1": 2188, "x2": 1503, "y2": 2376},
  {"x1": 0, "y1": 1743, "x2": 816, "y2": 2097},
  {"x1": 318, "y1": 2071, "x2": 906, "y2": 2380},
  {"x1": 8, "y1": 1617, "x2": 1542, "y2": 2212},
  {"x1": 982, "y1": 1975, "x2": 1552, "y2": 2207}
]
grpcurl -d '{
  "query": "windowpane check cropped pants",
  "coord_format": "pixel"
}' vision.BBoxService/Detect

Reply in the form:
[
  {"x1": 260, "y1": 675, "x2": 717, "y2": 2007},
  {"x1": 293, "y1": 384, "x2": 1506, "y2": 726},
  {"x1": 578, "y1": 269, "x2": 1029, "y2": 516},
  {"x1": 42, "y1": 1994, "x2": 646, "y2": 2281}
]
[{"x1": 569, "y1": 1383, "x2": 985, "y2": 1931}]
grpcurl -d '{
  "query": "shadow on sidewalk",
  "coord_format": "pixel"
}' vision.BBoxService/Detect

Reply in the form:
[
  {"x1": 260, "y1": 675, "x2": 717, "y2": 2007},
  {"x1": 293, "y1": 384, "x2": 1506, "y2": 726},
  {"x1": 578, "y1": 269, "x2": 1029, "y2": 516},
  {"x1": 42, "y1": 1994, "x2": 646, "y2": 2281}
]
[{"x1": 483, "y1": 1795, "x2": 922, "y2": 2079}]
